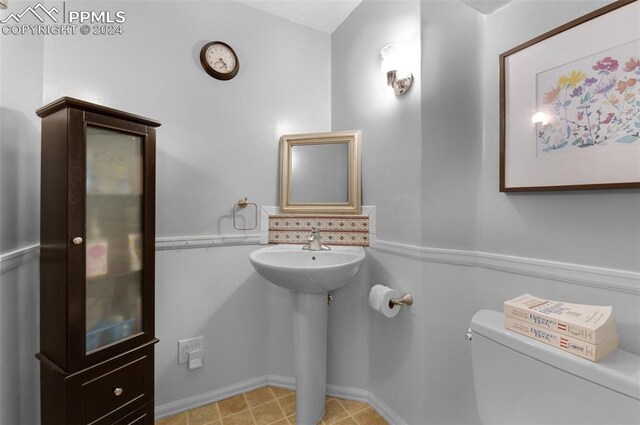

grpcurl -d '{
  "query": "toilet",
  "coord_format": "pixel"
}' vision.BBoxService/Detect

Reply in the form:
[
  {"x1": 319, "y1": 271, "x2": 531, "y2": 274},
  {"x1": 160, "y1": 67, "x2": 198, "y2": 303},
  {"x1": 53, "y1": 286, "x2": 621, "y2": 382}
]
[{"x1": 470, "y1": 310, "x2": 640, "y2": 424}]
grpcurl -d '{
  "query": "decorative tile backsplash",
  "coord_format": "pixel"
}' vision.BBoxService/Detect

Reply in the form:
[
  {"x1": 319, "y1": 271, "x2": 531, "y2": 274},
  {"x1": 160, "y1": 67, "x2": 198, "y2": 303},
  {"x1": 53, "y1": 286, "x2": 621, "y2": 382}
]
[{"x1": 268, "y1": 215, "x2": 369, "y2": 247}]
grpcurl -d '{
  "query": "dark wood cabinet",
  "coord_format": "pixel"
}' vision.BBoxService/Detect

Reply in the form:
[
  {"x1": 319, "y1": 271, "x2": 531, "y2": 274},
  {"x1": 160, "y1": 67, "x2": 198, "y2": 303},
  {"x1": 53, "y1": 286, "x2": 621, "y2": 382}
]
[{"x1": 37, "y1": 97, "x2": 160, "y2": 425}]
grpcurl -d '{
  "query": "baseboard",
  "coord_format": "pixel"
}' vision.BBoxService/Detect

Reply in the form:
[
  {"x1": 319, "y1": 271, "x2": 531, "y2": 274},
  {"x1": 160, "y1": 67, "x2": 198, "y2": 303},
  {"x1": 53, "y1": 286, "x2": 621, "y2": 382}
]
[
  {"x1": 367, "y1": 391, "x2": 409, "y2": 425},
  {"x1": 325, "y1": 382, "x2": 407, "y2": 425},
  {"x1": 154, "y1": 375, "x2": 268, "y2": 419},
  {"x1": 154, "y1": 375, "x2": 406, "y2": 425},
  {"x1": 265, "y1": 374, "x2": 295, "y2": 390},
  {"x1": 325, "y1": 382, "x2": 369, "y2": 403}
]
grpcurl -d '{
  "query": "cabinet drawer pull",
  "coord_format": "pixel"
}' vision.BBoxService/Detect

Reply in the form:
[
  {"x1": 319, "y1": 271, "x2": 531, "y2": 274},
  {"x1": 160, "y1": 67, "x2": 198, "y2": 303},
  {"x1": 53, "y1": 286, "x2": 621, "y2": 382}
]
[
  {"x1": 72, "y1": 237, "x2": 83, "y2": 245},
  {"x1": 113, "y1": 387, "x2": 124, "y2": 396}
]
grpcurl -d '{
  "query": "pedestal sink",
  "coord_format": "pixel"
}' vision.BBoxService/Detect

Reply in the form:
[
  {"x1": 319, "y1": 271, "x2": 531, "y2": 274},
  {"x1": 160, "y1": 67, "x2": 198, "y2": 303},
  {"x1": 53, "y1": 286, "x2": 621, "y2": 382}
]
[{"x1": 249, "y1": 244, "x2": 366, "y2": 425}]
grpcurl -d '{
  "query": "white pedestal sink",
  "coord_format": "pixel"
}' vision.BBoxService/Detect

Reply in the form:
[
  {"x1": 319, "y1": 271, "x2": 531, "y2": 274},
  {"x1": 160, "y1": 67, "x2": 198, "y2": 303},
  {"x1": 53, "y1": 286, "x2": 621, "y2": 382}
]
[{"x1": 249, "y1": 244, "x2": 366, "y2": 425}]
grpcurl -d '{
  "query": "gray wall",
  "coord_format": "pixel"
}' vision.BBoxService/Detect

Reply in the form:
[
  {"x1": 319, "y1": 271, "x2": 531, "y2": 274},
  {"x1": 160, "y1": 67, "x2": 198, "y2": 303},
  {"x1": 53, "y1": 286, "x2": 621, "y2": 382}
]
[
  {"x1": 420, "y1": 0, "x2": 483, "y2": 250},
  {"x1": 45, "y1": 0, "x2": 329, "y2": 410},
  {"x1": 43, "y1": 0, "x2": 331, "y2": 239},
  {"x1": 155, "y1": 245, "x2": 295, "y2": 406},
  {"x1": 330, "y1": 1, "x2": 484, "y2": 422},
  {"x1": 0, "y1": 5, "x2": 43, "y2": 423},
  {"x1": 330, "y1": 0, "x2": 639, "y2": 424},
  {"x1": 332, "y1": 0, "x2": 423, "y2": 246},
  {"x1": 2, "y1": 0, "x2": 330, "y2": 418},
  {"x1": 1, "y1": 0, "x2": 639, "y2": 424},
  {"x1": 0, "y1": 10, "x2": 41, "y2": 252},
  {"x1": 43, "y1": 0, "x2": 330, "y2": 408}
]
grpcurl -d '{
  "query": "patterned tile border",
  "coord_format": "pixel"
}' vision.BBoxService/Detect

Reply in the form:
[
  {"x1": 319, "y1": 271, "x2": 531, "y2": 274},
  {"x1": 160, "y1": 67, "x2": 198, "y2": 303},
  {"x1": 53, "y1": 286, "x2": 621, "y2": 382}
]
[
  {"x1": 269, "y1": 216, "x2": 369, "y2": 232},
  {"x1": 268, "y1": 230, "x2": 369, "y2": 247},
  {"x1": 268, "y1": 215, "x2": 369, "y2": 247}
]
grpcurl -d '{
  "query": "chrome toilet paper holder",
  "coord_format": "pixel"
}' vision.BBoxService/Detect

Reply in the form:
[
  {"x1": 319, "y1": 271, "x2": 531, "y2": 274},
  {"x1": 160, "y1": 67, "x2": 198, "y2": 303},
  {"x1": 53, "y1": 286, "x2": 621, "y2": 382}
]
[{"x1": 389, "y1": 293, "x2": 414, "y2": 308}]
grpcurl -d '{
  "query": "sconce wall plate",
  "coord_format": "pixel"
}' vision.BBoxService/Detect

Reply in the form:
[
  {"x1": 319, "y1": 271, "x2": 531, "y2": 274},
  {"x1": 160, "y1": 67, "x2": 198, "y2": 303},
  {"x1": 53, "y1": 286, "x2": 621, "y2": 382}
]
[{"x1": 386, "y1": 71, "x2": 413, "y2": 95}]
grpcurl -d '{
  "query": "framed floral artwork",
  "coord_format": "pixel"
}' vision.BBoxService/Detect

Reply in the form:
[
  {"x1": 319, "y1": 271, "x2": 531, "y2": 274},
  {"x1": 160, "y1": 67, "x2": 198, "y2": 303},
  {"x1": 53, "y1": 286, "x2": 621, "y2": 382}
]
[{"x1": 500, "y1": 0, "x2": 640, "y2": 191}]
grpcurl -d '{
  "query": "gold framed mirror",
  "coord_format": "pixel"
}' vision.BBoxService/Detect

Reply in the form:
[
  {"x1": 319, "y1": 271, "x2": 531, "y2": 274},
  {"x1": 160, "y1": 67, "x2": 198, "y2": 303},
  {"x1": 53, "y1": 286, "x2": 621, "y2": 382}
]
[{"x1": 279, "y1": 131, "x2": 361, "y2": 215}]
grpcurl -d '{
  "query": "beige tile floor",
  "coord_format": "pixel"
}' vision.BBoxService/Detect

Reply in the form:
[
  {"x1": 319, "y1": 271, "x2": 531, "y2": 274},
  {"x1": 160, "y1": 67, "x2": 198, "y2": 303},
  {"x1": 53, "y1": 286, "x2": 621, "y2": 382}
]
[{"x1": 155, "y1": 386, "x2": 388, "y2": 425}]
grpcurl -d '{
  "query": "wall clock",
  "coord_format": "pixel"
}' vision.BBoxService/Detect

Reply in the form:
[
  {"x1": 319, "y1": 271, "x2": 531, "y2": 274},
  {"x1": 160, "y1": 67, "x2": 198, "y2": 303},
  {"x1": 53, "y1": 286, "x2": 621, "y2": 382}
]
[{"x1": 200, "y1": 41, "x2": 239, "y2": 80}]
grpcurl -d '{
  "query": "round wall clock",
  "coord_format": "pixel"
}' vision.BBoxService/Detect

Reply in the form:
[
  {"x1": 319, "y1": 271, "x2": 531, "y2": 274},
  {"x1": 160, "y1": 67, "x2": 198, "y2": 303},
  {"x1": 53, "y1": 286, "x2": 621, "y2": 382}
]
[{"x1": 200, "y1": 41, "x2": 239, "y2": 80}]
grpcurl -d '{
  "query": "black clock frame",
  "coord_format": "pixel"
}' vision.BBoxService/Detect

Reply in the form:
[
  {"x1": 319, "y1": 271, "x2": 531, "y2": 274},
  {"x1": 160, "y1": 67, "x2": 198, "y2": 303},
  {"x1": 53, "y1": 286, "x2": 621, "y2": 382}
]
[{"x1": 199, "y1": 41, "x2": 239, "y2": 81}]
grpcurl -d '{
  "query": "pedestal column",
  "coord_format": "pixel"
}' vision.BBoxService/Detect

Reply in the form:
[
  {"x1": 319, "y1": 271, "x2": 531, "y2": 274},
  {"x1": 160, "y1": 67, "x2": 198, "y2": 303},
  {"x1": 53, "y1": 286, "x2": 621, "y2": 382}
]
[{"x1": 292, "y1": 291, "x2": 328, "y2": 425}]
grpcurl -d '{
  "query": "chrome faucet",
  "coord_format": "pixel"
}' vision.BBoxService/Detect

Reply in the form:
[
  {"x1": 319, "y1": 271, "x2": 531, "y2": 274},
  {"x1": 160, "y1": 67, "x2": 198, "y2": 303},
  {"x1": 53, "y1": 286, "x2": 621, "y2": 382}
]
[{"x1": 303, "y1": 228, "x2": 331, "y2": 251}]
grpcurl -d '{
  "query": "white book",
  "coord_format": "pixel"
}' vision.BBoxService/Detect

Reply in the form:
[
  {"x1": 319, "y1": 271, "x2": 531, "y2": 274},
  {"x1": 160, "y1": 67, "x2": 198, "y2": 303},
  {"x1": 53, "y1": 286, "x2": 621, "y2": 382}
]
[
  {"x1": 503, "y1": 293, "x2": 616, "y2": 344},
  {"x1": 504, "y1": 316, "x2": 618, "y2": 362}
]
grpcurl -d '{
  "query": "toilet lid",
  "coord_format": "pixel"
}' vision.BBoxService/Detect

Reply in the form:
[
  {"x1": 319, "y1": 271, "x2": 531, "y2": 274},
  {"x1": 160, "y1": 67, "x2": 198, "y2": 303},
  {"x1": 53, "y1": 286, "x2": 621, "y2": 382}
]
[{"x1": 471, "y1": 309, "x2": 640, "y2": 401}]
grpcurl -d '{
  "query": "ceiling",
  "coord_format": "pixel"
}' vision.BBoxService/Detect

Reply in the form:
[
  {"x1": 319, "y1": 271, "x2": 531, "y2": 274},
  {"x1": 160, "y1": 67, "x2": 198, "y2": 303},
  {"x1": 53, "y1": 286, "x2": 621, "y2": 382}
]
[
  {"x1": 460, "y1": 0, "x2": 512, "y2": 14},
  {"x1": 235, "y1": 0, "x2": 362, "y2": 34},
  {"x1": 235, "y1": 0, "x2": 512, "y2": 34}
]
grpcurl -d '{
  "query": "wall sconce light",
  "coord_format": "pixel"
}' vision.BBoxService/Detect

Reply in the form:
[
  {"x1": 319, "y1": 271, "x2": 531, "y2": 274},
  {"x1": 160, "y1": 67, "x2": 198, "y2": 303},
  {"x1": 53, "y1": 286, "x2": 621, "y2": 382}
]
[
  {"x1": 0, "y1": 1, "x2": 7, "y2": 10},
  {"x1": 380, "y1": 44, "x2": 413, "y2": 96}
]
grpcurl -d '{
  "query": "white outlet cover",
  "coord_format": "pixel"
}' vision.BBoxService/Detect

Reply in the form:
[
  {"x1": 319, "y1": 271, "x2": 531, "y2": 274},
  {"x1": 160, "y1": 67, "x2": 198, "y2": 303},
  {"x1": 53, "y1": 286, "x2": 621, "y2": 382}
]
[
  {"x1": 178, "y1": 336, "x2": 204, "y2": 364},
  {"x1": 188, "y1": 349, "x2": 204, "y2": 370}
]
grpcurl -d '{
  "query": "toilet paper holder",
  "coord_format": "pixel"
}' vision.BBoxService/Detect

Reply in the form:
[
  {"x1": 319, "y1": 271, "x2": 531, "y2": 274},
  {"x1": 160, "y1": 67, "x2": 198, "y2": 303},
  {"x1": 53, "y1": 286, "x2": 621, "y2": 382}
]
[{"x1": 389, "y1": 293, "x2": 414, "y2": 308}]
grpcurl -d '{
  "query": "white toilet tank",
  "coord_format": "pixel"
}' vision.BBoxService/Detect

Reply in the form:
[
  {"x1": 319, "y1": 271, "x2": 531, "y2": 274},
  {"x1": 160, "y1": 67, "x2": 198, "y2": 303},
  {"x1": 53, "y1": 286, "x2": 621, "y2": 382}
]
[{"x1": 470, "y1": 310, "x2": 640, "y2": 425}]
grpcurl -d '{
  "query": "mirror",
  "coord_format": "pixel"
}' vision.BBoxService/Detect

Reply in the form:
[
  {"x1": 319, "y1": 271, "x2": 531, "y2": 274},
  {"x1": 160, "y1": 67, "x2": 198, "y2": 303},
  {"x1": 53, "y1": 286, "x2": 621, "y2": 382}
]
[
  {"x1": 280, "y1": 131, "x2": 361, "y2": 214},
  {"x1": 290, "y1": 143, "x2": 349, "y2": 203}
]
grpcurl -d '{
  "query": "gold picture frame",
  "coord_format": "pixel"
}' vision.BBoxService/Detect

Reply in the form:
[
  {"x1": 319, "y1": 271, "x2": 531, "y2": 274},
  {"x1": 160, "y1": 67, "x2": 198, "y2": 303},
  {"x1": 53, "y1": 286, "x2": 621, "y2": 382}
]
[{"x1": 280, "y1": 131, "x2": 362, "y2": 215}]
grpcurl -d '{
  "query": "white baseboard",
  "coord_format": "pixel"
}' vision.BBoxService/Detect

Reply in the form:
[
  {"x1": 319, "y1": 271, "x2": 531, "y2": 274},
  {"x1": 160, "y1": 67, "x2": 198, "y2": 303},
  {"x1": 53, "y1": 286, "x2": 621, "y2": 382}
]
[
  {"x1": 154, "y1": 375, "x2": 268, "y2": 419},
  {"x1": 325, "y1": 382, "x2": 369, "y2": 403},
  {"x1": 367, "y1": 391, "x2": 409, "y2": 425},
  {"x1": 154, "y1": 375, "x2": 406, "y2": 425},
  {"x1": 325, "y1": 382, "x2": 407, "y2": 425},
  {"x1": 265, "y1": 374, "x2": 295, "y2": 390}
]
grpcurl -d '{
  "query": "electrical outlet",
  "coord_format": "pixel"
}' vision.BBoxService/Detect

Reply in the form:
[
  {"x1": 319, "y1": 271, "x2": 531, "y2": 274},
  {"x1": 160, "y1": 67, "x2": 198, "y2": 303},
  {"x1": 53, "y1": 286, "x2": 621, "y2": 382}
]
[{"x1": 178, "y1": 336, "x2": 204, "y2": 364}]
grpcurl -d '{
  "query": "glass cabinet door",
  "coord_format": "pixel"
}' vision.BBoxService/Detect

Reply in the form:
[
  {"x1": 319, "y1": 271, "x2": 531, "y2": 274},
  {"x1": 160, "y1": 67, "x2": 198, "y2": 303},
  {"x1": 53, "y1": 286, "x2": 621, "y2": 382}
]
[{"x1": 85, "y1": 125, "x2": 144, "y2": 352}]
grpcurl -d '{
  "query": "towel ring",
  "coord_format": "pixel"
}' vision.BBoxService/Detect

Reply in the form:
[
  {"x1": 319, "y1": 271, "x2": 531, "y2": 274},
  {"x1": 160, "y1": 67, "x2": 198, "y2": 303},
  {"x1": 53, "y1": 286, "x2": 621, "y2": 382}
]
[{"x1": 233, "y1": 197, "x2": 258, "y2": 231}]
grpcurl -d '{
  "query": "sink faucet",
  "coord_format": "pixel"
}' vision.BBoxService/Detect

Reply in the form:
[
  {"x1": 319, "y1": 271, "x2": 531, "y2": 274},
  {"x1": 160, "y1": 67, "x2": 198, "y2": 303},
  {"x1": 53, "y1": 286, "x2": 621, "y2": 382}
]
[{"x1": 303, "y1": 228, "x2": 331, "y2": 251}]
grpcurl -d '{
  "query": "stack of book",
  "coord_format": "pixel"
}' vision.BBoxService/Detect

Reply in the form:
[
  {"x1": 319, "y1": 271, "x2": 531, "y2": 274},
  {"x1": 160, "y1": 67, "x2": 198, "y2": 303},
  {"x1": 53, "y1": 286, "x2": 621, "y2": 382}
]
[{"x1": 503, "y1": 294, "x2": 618, "y2": 362}]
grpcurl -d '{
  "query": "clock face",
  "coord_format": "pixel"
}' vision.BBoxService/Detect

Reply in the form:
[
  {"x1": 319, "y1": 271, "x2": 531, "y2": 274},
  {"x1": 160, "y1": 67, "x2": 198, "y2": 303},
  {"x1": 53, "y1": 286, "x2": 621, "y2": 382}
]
[
  {"x1": 206, "y1": 44, "x2": 235, "y2": 74},
  {"x1": 200, "y1": 41, "x2": 239, "y2": 80}
]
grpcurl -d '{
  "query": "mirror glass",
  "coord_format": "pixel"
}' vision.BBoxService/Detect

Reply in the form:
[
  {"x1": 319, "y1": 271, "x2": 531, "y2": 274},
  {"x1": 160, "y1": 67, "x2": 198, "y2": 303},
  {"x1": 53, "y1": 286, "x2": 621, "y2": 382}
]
[
  {"x1": 290, "y1": 143, "x2": 349, "y2": 203},
  {"x1": 280, "y1": 131, "x2": 361, "y2": 215}
]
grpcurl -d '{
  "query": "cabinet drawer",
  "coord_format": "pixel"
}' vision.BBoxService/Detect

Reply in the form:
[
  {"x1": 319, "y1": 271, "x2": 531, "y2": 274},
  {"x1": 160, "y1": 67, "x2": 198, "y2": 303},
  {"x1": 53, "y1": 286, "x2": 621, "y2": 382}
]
[
  {"x1": 113, "y1": 403, "x2": 154, "y2": 425},
  {"x1": 82, "y1": 355, "x2": 147, "y2": 424},
  {"x1": 41, "y1": 344, "x2": 155, "y2": 425},
  {"x1": 65, "y1": 345, "x2": 154, "y2": 425}
]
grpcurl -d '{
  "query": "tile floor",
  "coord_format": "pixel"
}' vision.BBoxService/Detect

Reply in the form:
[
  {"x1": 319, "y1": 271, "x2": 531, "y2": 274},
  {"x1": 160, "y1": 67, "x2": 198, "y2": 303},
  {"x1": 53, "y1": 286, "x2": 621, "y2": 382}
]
[{"x1": 155, "y1": 386, "x2": 388, "y2": 425}]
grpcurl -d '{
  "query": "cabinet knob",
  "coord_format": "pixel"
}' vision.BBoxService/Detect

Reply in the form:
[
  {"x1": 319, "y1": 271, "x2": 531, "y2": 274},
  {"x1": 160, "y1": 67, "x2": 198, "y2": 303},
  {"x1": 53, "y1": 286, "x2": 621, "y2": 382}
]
[
  {"x1": 72, "y1": 237, "x2": 83, "y2": 245},
  {"x1": 114, "y1": 387, "x2": 124, "y2": 396}
]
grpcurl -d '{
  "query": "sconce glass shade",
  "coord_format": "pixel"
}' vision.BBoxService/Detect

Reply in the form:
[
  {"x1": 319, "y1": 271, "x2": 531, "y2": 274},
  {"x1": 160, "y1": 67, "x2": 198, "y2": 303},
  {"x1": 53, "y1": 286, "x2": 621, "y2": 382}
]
[
  {"x1": 380, "y1": 44, "x2": 402, "y2": 74},
  {"x1": 380, "y1": 44, "x2": 413, "y2": 95}
]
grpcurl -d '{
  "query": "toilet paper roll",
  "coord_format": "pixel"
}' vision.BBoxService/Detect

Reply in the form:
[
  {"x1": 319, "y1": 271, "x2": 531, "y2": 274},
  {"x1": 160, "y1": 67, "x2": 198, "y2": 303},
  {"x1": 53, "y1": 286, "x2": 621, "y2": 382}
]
[{"x1": 368, "y1": 284, "x2": 401, "y2": 318}]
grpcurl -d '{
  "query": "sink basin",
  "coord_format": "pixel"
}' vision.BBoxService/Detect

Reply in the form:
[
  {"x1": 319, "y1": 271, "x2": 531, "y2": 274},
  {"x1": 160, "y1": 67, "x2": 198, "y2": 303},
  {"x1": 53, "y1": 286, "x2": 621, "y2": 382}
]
[{"x1": 249, "y1": 244, "x2": 366, "y2": 293}]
